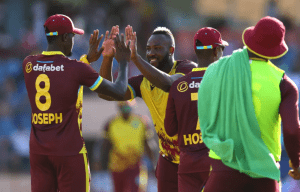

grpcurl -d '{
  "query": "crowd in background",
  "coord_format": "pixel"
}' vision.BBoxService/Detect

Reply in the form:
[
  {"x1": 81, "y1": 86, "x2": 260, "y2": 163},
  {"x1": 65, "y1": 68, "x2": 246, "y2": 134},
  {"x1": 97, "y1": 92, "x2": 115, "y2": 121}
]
[{"x1": 0, "y1": 0, "x2": 300, "y2": 183}]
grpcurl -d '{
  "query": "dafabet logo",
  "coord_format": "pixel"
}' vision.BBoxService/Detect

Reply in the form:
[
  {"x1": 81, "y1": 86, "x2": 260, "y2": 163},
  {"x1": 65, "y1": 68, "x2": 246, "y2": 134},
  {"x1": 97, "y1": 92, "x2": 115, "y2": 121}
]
[
  {"x1": 25, "y1": 62, "x2": 33, "y2": 73},
  {"x1": 177, "y1": 81, "x2": 188, "y2": 92}
]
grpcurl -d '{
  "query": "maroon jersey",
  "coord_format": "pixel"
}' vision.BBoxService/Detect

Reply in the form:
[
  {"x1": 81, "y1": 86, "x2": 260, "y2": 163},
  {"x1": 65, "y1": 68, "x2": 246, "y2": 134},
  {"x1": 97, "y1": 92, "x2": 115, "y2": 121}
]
[
  {"x1": 23, "y1": 51, "x2": 102, "y2": 156},
  {"x1": 165, "y1": 67, "x2": 208, "y2": 152}
]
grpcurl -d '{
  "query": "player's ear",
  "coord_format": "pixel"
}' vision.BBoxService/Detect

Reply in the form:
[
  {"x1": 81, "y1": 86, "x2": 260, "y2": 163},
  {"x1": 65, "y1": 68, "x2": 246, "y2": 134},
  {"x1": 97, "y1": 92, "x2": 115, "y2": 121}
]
[
  {"x1": 62, "y1": 33, "x2": 68, "y2": 42},
  {"x1": 169, "y1": 47, "x2": 175, "y2": 56}
]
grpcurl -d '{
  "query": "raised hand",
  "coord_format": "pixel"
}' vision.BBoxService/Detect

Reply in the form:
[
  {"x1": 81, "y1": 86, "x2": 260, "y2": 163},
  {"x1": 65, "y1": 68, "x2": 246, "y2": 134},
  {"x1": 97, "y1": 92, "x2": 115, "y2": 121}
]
[
  {"x1": 114, "y1": 33, "x2": 131, "y2": 63},
  {"x1": 125, "y1": 25, "x2": 137, "y2": 60},
  {"x1": 289, "y1": 160, "x2": 300, "y2": 180},
  {"x1": 87, "y1": 29, "x2": 104, "y2": 63},
  {"x1": 102, "y1": 25, "x2": 119, "y2": 58}
]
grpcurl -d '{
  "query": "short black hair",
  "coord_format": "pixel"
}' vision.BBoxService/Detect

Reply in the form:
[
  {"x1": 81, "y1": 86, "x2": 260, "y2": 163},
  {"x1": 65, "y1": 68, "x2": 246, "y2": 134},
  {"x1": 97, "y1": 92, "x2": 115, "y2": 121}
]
[
  {"x1": 152, "y1": 27, "x2": 175, "y2": 47},
  {"x1": 45, "y1": 27, "x2": 59, "y2": 44}
]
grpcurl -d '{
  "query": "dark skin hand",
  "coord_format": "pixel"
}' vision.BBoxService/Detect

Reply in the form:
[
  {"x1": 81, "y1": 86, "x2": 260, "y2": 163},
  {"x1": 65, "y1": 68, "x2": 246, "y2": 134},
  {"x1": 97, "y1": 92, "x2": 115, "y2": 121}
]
[
  {"x1": 92, "y1": 33, "x2": 131, "y2": 100},
  {"x1": 87, "y1": 29, "x2": 104, "y2": 63},
  {"x1": 289, "y1": 160, "x2": 300, "y2": 180}
]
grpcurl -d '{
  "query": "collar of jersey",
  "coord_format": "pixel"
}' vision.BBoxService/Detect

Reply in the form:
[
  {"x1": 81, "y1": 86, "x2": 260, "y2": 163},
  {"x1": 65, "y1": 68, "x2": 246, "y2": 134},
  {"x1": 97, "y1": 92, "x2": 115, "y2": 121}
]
[
  {"x1": 42, "y1": 51, "x2": 65, "y2": 56},
  {"x1": 168, "y1": 61, "x2": 177, "y2": 74}
]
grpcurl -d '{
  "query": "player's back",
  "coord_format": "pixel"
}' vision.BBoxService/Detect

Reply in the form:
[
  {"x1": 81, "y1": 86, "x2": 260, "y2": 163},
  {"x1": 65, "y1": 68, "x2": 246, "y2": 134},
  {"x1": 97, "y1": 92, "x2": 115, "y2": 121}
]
[
  {"x1": 23, "y1": 52, "x2": 100, "y2": 156},
  {"x1": 169, "y1": 68, "x2": 208, "y2": 152}
]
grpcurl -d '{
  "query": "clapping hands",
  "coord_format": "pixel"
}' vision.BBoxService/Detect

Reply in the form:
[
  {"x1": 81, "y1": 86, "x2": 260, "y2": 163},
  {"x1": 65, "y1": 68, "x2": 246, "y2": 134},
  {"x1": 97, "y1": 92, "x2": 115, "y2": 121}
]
[{"x1": 114, "y1": 33, "x2": 131, "y2": 63}]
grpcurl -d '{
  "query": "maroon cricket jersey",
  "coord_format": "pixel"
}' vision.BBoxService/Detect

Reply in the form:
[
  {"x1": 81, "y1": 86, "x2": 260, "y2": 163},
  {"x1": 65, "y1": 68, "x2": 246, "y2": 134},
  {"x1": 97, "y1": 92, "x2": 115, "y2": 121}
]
[
  {"x1": 165, "y1": 67, "x2": 210, "y2": 173},
  {"x1": 23, "y1": 51, "x2": 102, "y2": 156},
  {"x1": 165, "y1": 67, "x2": 208, "y2": 152}
]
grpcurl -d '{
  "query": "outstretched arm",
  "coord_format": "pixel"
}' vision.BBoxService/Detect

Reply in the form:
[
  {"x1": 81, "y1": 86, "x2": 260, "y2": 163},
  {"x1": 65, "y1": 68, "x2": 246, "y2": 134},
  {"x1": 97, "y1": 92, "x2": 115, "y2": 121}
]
[
  {"x1": 126, "y1": 25, "x2": 183, "y2": 92},
  {"x1": 93, "y1": 34, "x2": 130, "y2": 100},
  {"x1": 97, "y1": 26, "x2": 132, "y2": 101}
]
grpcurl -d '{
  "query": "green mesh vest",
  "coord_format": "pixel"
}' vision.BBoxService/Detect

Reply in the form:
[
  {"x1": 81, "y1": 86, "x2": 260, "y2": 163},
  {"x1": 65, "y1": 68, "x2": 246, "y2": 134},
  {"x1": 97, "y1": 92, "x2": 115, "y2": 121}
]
[{"x1": 209, "y1": 59, "x2": 284, "y2": 163}]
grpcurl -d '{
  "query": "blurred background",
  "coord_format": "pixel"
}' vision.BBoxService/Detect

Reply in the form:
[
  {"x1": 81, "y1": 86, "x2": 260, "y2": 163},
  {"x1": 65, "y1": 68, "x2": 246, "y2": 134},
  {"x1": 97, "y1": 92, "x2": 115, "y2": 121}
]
[{"x1": 0, "y1": 0, "x2": 300, "y2": 191}]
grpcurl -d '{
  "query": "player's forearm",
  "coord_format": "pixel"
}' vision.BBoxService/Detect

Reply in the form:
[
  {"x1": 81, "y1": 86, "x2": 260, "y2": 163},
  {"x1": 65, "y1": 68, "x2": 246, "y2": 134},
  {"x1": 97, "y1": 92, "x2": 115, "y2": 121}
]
[
  {"x1": 111, "y1": 60, "x2": 129, "y2": 99},
  {"x1": 132, "y1": 55, "x2": 173, "y2": 92},
  {"x1": 100, "y1": 56, "x2": 114, "y2": 81}
]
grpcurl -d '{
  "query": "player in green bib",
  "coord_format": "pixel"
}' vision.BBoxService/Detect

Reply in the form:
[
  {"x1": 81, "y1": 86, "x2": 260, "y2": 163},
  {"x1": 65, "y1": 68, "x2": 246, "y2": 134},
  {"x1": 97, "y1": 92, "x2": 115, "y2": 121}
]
[{"x1": 198, "y1": 16, "x2": 300, "y2": 192}]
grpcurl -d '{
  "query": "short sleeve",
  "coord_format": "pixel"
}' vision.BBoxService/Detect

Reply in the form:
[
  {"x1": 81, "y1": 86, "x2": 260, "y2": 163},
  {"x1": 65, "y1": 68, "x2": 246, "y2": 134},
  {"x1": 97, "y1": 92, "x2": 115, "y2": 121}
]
[
  {"x1": 175, "y1": 60, "x2": 197, "y2": 75},
  {"x1": 76, "y1": 61, "x2": 103, "y2": 91},
  {"x1": 128, "y1": 75, "x2": 143, "y2": 98}
]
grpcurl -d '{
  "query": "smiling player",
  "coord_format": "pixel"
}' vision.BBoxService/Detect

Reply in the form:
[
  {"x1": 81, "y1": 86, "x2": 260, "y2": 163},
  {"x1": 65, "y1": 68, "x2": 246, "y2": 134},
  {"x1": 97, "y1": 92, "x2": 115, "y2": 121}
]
[{"x1": 99, "y1": 26, "x2": 197, "y2": 192}]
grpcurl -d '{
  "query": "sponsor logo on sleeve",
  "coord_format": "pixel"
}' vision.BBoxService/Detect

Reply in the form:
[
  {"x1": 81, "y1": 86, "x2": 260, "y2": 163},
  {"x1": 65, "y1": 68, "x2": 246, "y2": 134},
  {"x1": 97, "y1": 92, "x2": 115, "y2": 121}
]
[
  {"x1": 25, "y1": 62, "x2": 33, "y2": 73},
  {"x1": 177, "y1": 81, "x2": 188, "y2": 92}
]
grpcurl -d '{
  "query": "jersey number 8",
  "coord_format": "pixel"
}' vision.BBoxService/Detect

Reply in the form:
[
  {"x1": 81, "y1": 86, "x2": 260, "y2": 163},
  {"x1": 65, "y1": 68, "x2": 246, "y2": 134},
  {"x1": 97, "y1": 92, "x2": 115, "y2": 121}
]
[{"x1": 35, "y1": 74, "x2": 51, "y2": 111}]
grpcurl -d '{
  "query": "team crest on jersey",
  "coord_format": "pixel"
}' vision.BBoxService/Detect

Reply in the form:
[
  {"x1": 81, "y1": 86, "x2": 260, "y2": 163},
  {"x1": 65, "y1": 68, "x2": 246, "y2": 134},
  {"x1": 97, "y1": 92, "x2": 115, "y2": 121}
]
[
  {"x1": 25, "y1": 62, "x2": 32, "y2": 73},
  {"x1": 177, "y1": 81, "x2": 188, "y2": 92}
]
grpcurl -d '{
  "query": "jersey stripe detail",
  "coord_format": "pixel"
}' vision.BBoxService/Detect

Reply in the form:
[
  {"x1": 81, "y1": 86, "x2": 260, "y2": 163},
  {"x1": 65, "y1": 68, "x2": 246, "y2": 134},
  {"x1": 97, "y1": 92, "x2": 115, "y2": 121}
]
[
  {"x1": 79, "y1": 54, "x2": 90, "y2": 65},
  {"x1": 37, "y1": 60, "x2": 54, "y2": 63},
  {"x1": 191, "y1": 77, "x2": 203, "y2": 79},
  {"x1": 41, "y1": 51, "x2": 65, "y2": 56},
  {"x1": 175, "y1": 72, "x2": 185, "y2": 76},
  {"x1": 128, "y1": 84, "x2": 136, "y2": 99},
  {"x1": 89, "y1": 76, "x2": 103, "y2": 91},
  {"x1": 192, "y1": 67, "x2": 207, "y2": 72},
  {"x1": 82, "y1": 153, "x2": 90, "y2": 192}
]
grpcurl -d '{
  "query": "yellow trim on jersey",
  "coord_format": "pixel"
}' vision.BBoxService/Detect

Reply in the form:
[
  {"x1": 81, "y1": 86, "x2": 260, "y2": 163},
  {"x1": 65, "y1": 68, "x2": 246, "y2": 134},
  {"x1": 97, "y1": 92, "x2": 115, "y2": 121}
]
[
  {"x1": 175, "y1": 72, "x2": 185, "y2": 76},
  {"x1": 249, "y1": 57, "x2": 267, "y2": 62},
  {"x1": 192, "y1": 67, "x2": 207, "y2": 72},
  {"x1": 42, "y1": 51, "x2": 65, "y2": 56},
  {"x1": 128, "y1": 84, "x2": 136, "y2": 100},
  {"x1": 82, "y1": 153, "x2": 90, "y2": 192},
  {"x1": 90, "y1": 76, "x2": 103, "y2": 91},
  {"x1": 80, "y1": 54, "x2": 90, "y2": 65},
  {"x1": 242, "y1": 28, "x2": 288, "y2": 59}
]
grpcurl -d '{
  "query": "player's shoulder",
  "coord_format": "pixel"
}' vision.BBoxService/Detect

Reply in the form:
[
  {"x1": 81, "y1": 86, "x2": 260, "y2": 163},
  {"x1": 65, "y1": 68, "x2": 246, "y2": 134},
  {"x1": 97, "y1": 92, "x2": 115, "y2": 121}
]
[
  {"x1": 175, "y1": 59, "x2": 198, "y2": 74},
  {"x1": 171, "y1": 67, "x2": 207, "y2": 91},
  {"x1": 176, "y1": 59, "x2": 198, "y2": 68},
  {"x1": 128, "y1": 74, "x2": 144, "y2": 85},
  {"x1": 129, "y1": 74, "x2": 144, "y2": 81},
  {"x1": 23, "y1": 54, "x2": 40, "y2": 63},
  {"x1": 63, "y1": 57, "x2": 86, "y2": 66}
]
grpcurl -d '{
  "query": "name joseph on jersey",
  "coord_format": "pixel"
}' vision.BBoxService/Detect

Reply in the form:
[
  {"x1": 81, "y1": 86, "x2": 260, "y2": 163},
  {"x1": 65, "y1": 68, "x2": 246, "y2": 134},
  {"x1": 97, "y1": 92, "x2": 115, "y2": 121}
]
[{"x1": 32, "y1": 113, "x2": 63, "y2": 124}]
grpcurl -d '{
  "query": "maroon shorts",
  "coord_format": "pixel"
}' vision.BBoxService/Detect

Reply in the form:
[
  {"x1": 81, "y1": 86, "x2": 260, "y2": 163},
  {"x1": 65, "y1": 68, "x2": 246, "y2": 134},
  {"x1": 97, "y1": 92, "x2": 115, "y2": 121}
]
[
  {"x1": 111, "y1": 163, "x2": 143, "y2": 192},
  {"x1": 178, "y1": 172, "x2": 210, "y2": 192},
  {"x1": 155, "y1": 154, "x2": 179, "y2": 192},
  {"x1": 204, "y1": 159, "x2": 280, "y2": 192},
  {"x1": 30, "y1": 153, "x2": 90, "y2": 192}
]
